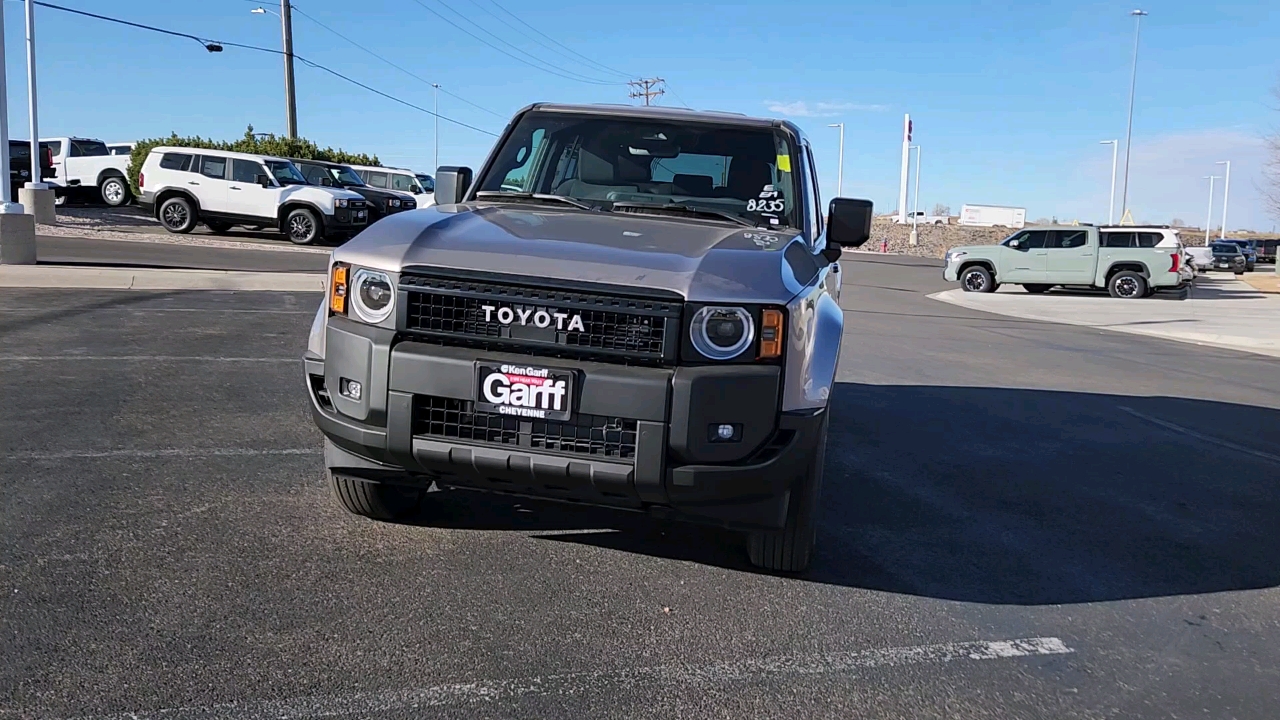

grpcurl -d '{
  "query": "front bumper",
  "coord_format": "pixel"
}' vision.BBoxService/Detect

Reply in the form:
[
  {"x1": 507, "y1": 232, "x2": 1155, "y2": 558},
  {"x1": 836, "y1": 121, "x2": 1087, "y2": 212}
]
[
  {"x1": 324, "y1": 207, "x2": 369, "y2": 236},
  {"x1": 305, "y1": 317, "x2": 824, "y2": 530}
]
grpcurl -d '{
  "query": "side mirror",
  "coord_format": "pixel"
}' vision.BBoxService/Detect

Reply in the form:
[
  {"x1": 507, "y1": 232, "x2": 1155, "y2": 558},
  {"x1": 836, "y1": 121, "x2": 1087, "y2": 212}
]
[
  {"x1": 821, "y1": 241, "x2": 842, "y2": 264},
  {"x1": 826, "y1": 197, "x2": 873, "y2": 248},
  {"x1": 435, "y1": 166, "x2": 473, "y2": 204},
  {"x1": 1009, "y1": 239, "x2": 1022, "y2": 249},
  {"x1": 255, "y1": 174, "x2": 272, "y2": 189}
]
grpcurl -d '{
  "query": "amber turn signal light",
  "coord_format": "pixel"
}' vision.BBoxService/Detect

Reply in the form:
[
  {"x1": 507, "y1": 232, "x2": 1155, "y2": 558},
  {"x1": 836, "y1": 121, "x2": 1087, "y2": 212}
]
[
  {"x1": 759, "y1": 308, "x2": 784, "y2": 359},
  {"x1": 329, "y1": 263, "x2": 349, "y2": 315}
]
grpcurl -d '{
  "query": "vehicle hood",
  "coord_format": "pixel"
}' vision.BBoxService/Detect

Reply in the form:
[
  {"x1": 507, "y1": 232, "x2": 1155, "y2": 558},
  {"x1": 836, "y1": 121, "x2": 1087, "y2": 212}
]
[
  {"x1": 346, "y1": 186, "x2": 415, "y2": 207},
  {"x1": 945, "y1": 244, "x2": 1002, "y2": 257},
  {"x1": 332, "y1": 203, "x2": 817, "y2": 303}
]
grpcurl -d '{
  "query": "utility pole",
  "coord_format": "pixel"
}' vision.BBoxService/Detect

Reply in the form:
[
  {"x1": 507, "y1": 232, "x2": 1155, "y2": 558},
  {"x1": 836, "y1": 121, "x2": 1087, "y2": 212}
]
[
  {"x1": 628, "y1": 78, "x2": 665, "y2": 106},
  {"x1": 1120, "y1": 9, "x2": 1148, "y2": 217},
  {"x1": 1216, "y1": 160, "x2": 1230, "y2": 240},
  {"x1": 1203, "y1": 175, "x2": 1218, "y2": 246},
  {"x1": 0, "y1": 3, "x2": 14, "y2": 207},
  {"x1": 897, "y1": 114, "x2": 911, "y2": 223},
  {"x1": 827, "y1": 123, "x2": 844, "y2": 197},
  {"x1": 281, "y1": 0, "x2": 298, "y2": 138},
  {"x1": 432, "y1": 83, "x2": 440, "y2": 171}
]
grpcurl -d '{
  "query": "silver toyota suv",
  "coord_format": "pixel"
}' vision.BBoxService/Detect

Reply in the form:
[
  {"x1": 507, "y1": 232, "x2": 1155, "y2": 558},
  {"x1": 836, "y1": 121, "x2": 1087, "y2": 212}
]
[{"x1": 304, "y1": 103, "x2": 873, "y2": 572}]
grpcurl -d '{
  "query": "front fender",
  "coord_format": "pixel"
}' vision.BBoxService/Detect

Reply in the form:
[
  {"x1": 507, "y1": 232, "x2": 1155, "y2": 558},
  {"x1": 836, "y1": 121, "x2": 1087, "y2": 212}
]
[
  {"x1": 781, "y1": 267, "x2": 843, "y2": 412},
  {"x1": 307, "y1": 285, "x2": 328, "y2": 359}
]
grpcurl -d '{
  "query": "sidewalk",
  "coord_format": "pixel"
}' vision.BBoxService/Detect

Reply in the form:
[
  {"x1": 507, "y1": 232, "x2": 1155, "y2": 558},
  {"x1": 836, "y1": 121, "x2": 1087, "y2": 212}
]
[
  {"x1": 0, "y1": 265, "x2": 325, "y2": 291},
  {"x1": 930, "y1": 275, "x2": 1280, "y2": 359}
]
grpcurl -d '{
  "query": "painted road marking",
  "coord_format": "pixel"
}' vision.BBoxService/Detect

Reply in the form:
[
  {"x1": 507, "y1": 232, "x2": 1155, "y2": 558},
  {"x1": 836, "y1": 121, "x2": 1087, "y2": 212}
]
[
  {"x1": 1118, "y1": 405, "x2": 1280, "y2": 465},
  {"x1": 4, "y1": 448, "x2": 321, "y2": 461},
  {"x1": 68, "y1": 637, "x2": 1073, "y2": 719}
]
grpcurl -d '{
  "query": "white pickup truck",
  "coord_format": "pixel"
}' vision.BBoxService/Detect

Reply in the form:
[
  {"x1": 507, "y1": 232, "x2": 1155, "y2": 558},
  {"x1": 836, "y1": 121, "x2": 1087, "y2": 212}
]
[{"x1": 40, "y1": 137, "x2": 133, "y2": 206}]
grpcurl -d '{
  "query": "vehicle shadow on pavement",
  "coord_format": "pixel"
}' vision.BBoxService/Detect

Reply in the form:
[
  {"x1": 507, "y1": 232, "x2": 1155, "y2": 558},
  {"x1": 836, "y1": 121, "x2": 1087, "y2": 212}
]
[{"x1": 405, "y1": 382, "x2": 1280, "y2": 603}]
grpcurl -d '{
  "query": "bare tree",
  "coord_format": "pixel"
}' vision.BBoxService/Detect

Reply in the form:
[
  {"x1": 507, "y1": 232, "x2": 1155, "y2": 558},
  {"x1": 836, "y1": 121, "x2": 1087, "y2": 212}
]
[
  {"x1": 1171, "y1": 218, "x2": 1185, "y2": 227},
  {"x1": 931, "y1": 203, "x2": 951, "y2": 217},
  {"x1": 1266, "y1": 82, "x2": 1280, "y2": 221}
]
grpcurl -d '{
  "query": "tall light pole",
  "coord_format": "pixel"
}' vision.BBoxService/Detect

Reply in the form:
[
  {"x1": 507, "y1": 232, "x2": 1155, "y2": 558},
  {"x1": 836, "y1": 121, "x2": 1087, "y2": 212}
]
[
  {"x1": 909, "y1": 144, "x2": 920, "y2": 247},
  {"x1": 252, "y1": 5, "x2": 297, "y2": 138},
  {"x1": 827, "y1": 123, "x2": 844, "y2": 197},
  {"x1": 24, "y1": 0, "x2": 41, "y2": 192},
  {"x1": 432, "y1": 83, "x2": 441, "y2": 171},
  {"x1": 1119, "y1": 9, "x2": 1148, "y2": 217},
  {"x1": 1100, "y1": 140, "x2": 1118, "y2": 224},
  {"x1": 1203, "y1": 175, "x2": 1218, "y2": 246},
  {"x1": 1215, "y1": 160, "x2": 1230, "y2": 240},
  {"x1": 0, "y1": 1, "x2": 15, "y2": 208}
]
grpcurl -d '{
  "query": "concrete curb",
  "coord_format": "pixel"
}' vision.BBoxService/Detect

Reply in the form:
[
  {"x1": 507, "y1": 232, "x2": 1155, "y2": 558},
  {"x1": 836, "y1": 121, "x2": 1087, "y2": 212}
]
[
  {"x1": 35, "y1": 226, "x2": 333, "y2": 255},
  {"x1": 0, "y1": 265, "x2": 327, "y2": 291},
  {"x1": 929, "y1": 289, "x2": 1280, "y2": 359}
]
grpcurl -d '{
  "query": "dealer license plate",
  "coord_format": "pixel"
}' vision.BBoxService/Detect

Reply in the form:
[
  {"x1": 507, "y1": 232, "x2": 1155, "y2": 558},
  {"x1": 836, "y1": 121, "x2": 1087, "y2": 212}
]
[
  {"x1": 1216, "y1": 262, "x2": 1229, "y2": 268},
  {"x1": 475, "y1": 362, "x2": 575, "y2": 421}
]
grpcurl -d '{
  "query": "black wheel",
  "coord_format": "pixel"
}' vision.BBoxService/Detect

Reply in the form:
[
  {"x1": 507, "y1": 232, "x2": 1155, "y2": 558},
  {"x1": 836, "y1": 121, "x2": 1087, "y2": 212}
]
[
  {"x1": 158, "y1": 196, "x2": 197, "y2": 234},
  {"x1": 100, "y1": 176, "x2": 131, "y2": 207},
  {"x1": 748, "y1": 413, "x2": 827, "y2": 573},
  {"x1": 204, "y1": 219, "x2": 233, "y2": 234},
  {"x1": 1246, "y1": 264, "x2": 1255, "y2": 273},
  {"x1": 1234, "y1": 270, "x2": 1244, "y2": 276},
  {"x1": 286, "y1": 207, "x2": 321, "y2": 245},
  {"x1": 1142, "y1": 286, "x2": 1158, "y2": 298},
  {"x1": 960, "y1": 265, "x2": 996, "y2": 293},
  {"x1": 329, "y1": 470, "x2": 423, "y2": 522},
  {"x1": 1107, "y1": 270, "x2": 1147, "y2": 299},
  {"x1": 1024, "y1": 284, "x2": 1053, "y2": 294}
]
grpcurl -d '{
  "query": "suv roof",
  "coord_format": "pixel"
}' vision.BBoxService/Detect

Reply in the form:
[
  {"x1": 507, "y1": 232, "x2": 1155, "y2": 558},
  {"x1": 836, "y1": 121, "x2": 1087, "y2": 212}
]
[
  {"x1": 525, "y1": 102, "x2": 779, "y2": 129},
  {"x1": 149, "y1": 145, "x2": 291, "y2": 164},
  {"x1": 1099, "y1": 225, "x2": 1177, "y2": 230},
  {"x1": 289, "y1": 157, "x2": 352, "y2": 168}
]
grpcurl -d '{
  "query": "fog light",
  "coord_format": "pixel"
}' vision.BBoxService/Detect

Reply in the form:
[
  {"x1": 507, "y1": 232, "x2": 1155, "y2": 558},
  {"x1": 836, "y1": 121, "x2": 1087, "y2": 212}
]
[
  {"x1": 340, "y1": 378, "x2": 362, "y2": 401},
  {"x1": 709, "y1": 423, "x2": 742, "y2": 443}
]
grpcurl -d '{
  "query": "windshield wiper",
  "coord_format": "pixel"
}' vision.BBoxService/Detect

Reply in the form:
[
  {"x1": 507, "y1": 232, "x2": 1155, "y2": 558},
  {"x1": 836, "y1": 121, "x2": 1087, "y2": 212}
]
[
  {"x1": 474, "y1": 191, "x2": 596, "y2": 212},
  {"x1": 608, "y1": 201, "x2": 759, "y2": 228}
]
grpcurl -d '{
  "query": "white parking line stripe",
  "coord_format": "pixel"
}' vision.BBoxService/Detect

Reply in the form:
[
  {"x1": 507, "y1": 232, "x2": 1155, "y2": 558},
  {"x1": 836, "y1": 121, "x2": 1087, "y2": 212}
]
[
  {"x1": 1118, "y1": 405, "x2": 1280, "y2": 465},
  {"x1": 68, "y1": 637, "x2": 1072, "y2": 719},
  {"x1": 4, "y1": 448, "x2": 321, "y2": 460},
  {"x1": 0, "y1": 356, "x2": 298, "y2": 363}
]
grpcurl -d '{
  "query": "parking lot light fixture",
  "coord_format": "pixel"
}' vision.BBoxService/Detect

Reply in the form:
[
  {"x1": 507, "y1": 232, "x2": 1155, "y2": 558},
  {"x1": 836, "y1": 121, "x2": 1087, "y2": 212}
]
[
  {"x1": 1215, "y1": 160, "x2": 1230, "y2": 240},
  {"x1": 1203, "y1": 175, "x2": 1219, "y2": 246},
  {"x1": 1120, "y1": 9, "x2": 1148, "y2": 217},
  {"x1": 827, "y1": 123, "x2": 844, "y2": 197},
  {"x1": 1099, "y1": 140, "x2": 1117, "y2": 224}
]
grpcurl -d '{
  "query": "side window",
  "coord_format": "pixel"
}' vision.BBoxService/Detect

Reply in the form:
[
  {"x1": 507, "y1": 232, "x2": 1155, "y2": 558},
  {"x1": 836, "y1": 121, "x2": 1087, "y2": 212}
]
[
  {"x1": 41, "y1": 141, "x2": 62, "y2": 157},
  {"x1": 1136, "y1": 232, "x2": 1162, "y2": 248},
  {"x1": 1101, "y1": 232, "x2": 1135, "y2": 248},
  {"x1": 366, "y1": 171, "x2": 388, "y2": 189},
  {"x1": 231, "y1": 159, "x2": 264, "y2": 184},
  {"x1": 158, "y1": 153, "x2": 192, "y2": 171},
  {"x1": 1049, "y1": 230, "x2": 1087, "y2": 248},
  {"x1": 391, "y1": 173, "x2": 416, "y2": 192},
  {"x1": 420, "y1": 176, "x2": 435, "y2": 192},
  {"x1": 199, "y1": 156, "x2": 228, "y2": 180},
  {"x1": 1020, "y1": 231, "x2": 1049, "y2": 248},
  {"x1": 70, "y1": 140, "x2": 109, "y2": 157},
  {"x1": 804, "y1": 144, "x2": 823, "y2": 237}
]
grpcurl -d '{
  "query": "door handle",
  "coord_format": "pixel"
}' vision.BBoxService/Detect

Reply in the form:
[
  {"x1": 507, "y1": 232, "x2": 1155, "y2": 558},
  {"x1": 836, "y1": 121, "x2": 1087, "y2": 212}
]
[
  {"x1": 229, "y1": 186, "x2": 241, "y2": 191},
  {"x1": 187, "y1": 181, "x2": 200, "y2": 185}
]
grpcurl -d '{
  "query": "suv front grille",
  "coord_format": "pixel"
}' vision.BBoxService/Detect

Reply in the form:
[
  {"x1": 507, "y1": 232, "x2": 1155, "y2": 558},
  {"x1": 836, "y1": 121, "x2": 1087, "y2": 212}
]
[
  {"x1": 400, "y1": 273, "x2": 682, "y2": 365},
  {"x1": 413, "y1": 395, "x2": 638, "y2": 461}
]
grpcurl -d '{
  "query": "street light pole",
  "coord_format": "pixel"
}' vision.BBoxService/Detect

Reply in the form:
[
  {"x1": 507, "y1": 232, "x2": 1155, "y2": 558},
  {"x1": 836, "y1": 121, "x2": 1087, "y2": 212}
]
[
  {"x1": 1100, "y1": 140, "x2": 1117, "y2": 224},
  {"x1": 432, "y1": 83, "x2": 440, "y2": 171},
  {"x1": 0, "y1": 2, "x2": 14, "y2": 207},
  {"x1": 1119, "y1": 9, "x2": 1147, "y2": 217},
  {"x1": 280, "y1": 0, "x2": 297, "y2": 138},
  {"x1": 827, "y1": 123, "x2": 844, "y2": 197},
  {"x1": 1203, "y1": 175, "x2": 1218, "y2": 246},
  {"x1": 24, "y1": 0, "x2": 41, "y2": 192},
  {"x1": 1216, "y1": 160, "x2": 1230, "y2": 240},
  {"x1": 909, "y1": 144, "x2": 920, "y2": 247}
]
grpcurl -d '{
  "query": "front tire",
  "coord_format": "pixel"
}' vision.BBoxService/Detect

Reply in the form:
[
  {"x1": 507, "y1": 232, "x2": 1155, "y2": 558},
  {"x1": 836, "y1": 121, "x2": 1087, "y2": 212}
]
[
  {"x1": 748, "y1": 414, "x2": 828, "y2": 573},
  {"x1": 960, "y1": 265, "x2": 996, "y2": 293},
  {"x1": 286, "y1": 208, "x2": 321, "y2": 245},
  {"x1": 1108, "y1": 270, "x2": 1147, "y2": 299},
  {"x1": 1024, "y1": 284, "x2": 1052, "y2": 294},
  {"x1": 158, "y1": 196, "x2": 197, "y2": 234},
  {"x1": 329, "y1": 471, "x2": 423, "y2": 522},
  {"x1": 100, "y1": 176, "x2": 131, "y2": 207}
]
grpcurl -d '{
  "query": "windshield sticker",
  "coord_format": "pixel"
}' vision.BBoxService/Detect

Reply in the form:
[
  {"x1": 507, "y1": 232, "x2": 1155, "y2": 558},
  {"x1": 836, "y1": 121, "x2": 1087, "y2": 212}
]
[
  {"x1": 744, "y1": 232, "x2": 781, "y2": 248},
  {"x1": 776, "y1": 154, "x2": 792, "y2": 173},
  {"x1": 748, "y1": 185, "x2": 785, "y2": 215}
]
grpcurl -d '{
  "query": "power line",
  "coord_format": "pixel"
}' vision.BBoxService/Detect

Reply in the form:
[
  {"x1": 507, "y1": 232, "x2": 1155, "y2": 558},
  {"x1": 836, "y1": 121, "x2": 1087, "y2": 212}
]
[
  {"x1": 628, "y1": 78, "x2": 665, "y2": 106},
  {"x1": 285, "y1": 4, "x2": 504, "y2": 118},
  {"x1": 464, "y1": 0, "x2": 631, "y2": 80},
  {"x1": 32, "y1": 1, "x2": 498, "y2": 136},
  {"x1": 404, "y1": 0, "x2": 622, "y2": 86},
  {"x1": 482, "y1": 0, "x2": 633, "y2": 79}
]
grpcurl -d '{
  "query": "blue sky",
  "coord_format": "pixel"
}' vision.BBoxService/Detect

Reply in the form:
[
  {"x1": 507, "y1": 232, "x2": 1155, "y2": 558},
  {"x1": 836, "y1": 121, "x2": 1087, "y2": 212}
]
[{"x1": 4, "y1": 0, "x2": 1278, "y2": 229}]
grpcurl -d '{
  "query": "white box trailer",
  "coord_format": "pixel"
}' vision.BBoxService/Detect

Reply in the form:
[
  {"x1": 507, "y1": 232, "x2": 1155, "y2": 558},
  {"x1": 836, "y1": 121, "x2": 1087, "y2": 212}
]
[{"x1": 959, "y1": 204, "x2": 1026, "y2": 229}]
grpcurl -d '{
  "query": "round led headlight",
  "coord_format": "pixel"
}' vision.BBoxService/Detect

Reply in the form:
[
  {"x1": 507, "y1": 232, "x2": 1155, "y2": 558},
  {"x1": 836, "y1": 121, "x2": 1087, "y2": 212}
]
[
  {"x1": 350, "y1": 268, "x2": 395, "y2": 324},
  {"x1": 387, "y1": 198, "x2": 401, "y2": 208},
  {"x1": 690, "y1": 306, "x2": 755, "y2": 360}
]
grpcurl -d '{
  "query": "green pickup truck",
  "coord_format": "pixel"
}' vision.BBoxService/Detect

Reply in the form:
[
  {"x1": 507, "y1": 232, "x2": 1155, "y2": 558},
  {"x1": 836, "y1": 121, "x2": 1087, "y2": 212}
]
[{"x1": 942, "y1": 225, "x2": 1186, "y2": 299}]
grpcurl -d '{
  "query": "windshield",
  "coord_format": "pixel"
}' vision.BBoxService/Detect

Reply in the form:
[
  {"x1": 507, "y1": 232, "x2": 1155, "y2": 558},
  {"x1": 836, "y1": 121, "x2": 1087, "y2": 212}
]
[
  {"x1": 474, "y1": 112, "x2": 801, "y2": 229},
  {"x1": 330, "y1": 166, "x2": 365, "y2": 186},
  {"x1": 1210, "y1": 244, "x2": 1240, "y2": 254},
  {"x1": 266, "y1": 160, "x2": 307, "y2": 185}
]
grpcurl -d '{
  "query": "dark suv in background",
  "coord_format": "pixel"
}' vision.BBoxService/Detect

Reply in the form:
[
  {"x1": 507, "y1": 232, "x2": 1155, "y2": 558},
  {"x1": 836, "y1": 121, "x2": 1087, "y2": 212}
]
[
  {"x1": 1215, "y1": 239, "x2": 1258, "y2": 271},
  {"x1": 291, "y1": 158, "x2": 417, "y2": 223},
  {"x1": 7, "y1": 140, "x2": 54, "y2": 201}
]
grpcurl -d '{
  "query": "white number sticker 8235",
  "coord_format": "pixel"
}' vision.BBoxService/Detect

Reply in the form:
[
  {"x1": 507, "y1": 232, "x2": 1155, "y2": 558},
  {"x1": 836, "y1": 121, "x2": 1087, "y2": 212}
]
[{"x1": 747, "y1": 199, "x2": 785, "y2": 213}]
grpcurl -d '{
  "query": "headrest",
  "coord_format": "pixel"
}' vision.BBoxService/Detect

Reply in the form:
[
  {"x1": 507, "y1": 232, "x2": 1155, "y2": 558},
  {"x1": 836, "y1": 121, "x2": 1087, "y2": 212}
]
[{"x1": 672, "y1": 174, "x2": 713, "y2": 196}]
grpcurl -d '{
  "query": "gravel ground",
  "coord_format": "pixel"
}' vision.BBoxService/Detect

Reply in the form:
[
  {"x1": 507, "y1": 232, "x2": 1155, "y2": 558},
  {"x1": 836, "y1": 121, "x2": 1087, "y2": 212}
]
[{"x1": 867, "y1": 218, "x2": 1014, "y2": 259}]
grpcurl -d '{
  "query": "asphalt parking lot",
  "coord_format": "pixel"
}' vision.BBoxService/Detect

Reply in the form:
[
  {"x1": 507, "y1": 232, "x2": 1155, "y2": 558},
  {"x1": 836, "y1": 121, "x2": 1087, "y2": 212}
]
[{"x1": 3, "y1": 255, "x2": 1279, "y2": 719}]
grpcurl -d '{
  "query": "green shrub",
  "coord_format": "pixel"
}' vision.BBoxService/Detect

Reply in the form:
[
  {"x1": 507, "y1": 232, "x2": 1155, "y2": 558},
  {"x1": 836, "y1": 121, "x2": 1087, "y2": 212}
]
[{"x1": 128, "y1": 126, "x2": 380, "y2": 194}]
